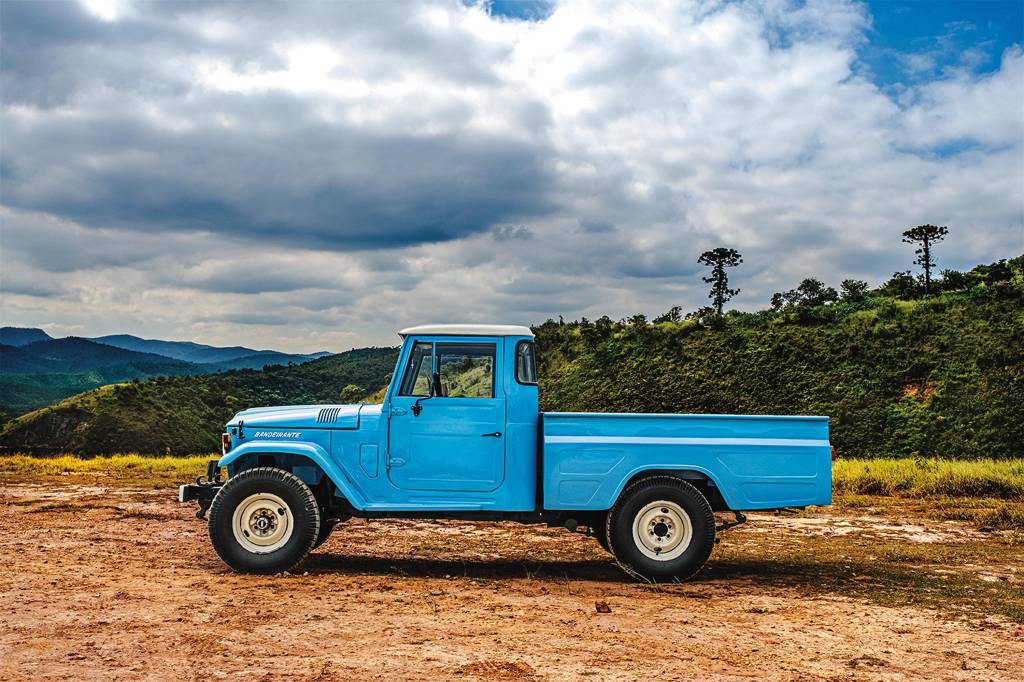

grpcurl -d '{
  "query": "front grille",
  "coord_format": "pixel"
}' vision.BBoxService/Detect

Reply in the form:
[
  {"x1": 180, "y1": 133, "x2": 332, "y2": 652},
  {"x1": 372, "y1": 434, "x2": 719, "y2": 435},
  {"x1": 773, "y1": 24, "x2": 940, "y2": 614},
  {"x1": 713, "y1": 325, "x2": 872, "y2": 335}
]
[{"x1": 317, "y1": 407, "x2": 341, "y2": 423}]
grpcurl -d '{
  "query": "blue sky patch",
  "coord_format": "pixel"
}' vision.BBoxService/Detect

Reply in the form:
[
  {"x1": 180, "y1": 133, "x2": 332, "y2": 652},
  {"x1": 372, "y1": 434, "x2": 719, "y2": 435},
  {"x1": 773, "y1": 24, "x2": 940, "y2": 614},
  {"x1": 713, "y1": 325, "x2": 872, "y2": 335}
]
[
  {"x1": 860, "y1": 0, "x2": 1022, "y2": 88},
  {"x1": 481, "y1": 0, "x2": 554, "y2": 22}
]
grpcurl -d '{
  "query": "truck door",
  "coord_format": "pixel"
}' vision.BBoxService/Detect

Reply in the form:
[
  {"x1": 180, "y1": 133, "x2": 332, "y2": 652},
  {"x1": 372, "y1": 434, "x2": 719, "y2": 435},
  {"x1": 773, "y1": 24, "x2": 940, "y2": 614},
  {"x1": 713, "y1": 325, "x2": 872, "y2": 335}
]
[{"x1": 387, "y1": 338, "x2": 506, "y2": 492}]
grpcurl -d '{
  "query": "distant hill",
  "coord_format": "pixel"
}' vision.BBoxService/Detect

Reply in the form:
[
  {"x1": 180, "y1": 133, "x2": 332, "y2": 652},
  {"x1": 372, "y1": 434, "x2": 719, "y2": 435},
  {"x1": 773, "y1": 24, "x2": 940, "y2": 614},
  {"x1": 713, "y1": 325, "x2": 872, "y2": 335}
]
[
  {"x1": 0, "y1": 327, "x2": 53, "y2": 346},
  {"x1": 92, "y1": 334, "x2": 327, "y2": 365},
  {"x1": 0, "y1": 338, "x2": 203, "y2": 417},
  {"x1": 0, "y1": 347, "x2": 399, "y2": 455},
  {"x1": 0, "y1": 344, "x2": 56, "y2": 373},
  {"x1": 0, "y1": 331, "x2": 333, "y2": 417},
  {"x1": 12, "y1": 338, "x2": 197, "y2": 373}
]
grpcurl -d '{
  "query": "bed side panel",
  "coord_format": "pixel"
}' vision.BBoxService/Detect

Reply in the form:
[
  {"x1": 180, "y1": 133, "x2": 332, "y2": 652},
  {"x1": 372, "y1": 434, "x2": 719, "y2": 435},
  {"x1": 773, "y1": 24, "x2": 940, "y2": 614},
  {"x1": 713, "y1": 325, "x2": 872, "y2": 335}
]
[{"x1": 541, "y1": 413, "x2": 832, "y2": 511}]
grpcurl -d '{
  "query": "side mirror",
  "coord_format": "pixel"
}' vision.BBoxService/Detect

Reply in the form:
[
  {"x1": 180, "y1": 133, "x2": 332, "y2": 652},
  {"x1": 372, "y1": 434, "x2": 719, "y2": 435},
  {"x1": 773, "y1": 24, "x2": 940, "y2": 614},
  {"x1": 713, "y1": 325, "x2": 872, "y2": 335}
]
[{"x1": 413, "y1": 372, "x2": 442, "y2": 417}]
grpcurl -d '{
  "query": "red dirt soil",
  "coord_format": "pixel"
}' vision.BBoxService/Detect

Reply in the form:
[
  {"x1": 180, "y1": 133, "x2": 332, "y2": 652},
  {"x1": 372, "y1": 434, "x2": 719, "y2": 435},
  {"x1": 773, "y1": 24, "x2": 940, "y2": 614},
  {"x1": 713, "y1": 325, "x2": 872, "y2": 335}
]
[{"x1": 1, "y1": 483, "x2": 1021, "y2": 681}]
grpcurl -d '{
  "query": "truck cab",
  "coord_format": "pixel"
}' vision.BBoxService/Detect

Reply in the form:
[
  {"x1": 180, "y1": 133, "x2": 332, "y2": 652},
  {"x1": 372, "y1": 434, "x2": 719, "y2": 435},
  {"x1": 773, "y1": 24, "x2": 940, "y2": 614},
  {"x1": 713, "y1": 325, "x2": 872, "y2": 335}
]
[{"x1": 182, "y1": 324, "x2": 832, "y2": 581}]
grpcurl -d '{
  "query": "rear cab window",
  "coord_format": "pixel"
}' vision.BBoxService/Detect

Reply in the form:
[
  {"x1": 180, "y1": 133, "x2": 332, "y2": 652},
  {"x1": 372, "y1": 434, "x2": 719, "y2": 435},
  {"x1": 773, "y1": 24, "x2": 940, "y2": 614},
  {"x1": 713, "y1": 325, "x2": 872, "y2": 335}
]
[{"x1": 515, "y1": 340, "x2": 537, "y2": 385}]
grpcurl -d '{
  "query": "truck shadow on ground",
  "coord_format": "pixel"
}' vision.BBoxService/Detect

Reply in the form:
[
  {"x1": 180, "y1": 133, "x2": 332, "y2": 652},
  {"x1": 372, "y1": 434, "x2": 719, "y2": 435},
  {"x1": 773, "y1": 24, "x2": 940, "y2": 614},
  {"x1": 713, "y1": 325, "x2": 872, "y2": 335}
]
[
  {"x1": 307, "y1": 552, "x2": 624, "y2": 581},
  {"x1": 304, "y1": 551, "x2": 900, "y2": 591},
  {"x1": 303, "y1": 551, "x2": 1021, "y2": 626}
]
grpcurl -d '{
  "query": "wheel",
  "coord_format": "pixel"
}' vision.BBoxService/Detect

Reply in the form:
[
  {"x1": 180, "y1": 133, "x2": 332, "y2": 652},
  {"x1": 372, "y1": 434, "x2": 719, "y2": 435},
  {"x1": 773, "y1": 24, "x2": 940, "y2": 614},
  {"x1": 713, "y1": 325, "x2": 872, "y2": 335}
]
[
  {"x1": 592, "y1": 515, "x2": 611, "y2": 553},
  {"x1": 208, "y1": 467, "x2": 321, "y2": 574},
  {"x1": 313, "y1": 519, "x2": 337, "y2": 549},
  {"x1": 606, "y1": 476, "x2": 715, "y2": 582}
]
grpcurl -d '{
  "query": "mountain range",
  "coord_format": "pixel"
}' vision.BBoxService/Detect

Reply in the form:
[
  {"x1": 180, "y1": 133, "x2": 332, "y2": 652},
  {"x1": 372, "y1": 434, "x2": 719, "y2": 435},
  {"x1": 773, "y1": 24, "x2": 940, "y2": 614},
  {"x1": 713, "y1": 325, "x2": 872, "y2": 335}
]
[
  {"x1": 0, "y1": 346, "x2": 399, "y2": 455},
  {"x1": 0, "y1": 327, "x2": 331, "y2": 417}
]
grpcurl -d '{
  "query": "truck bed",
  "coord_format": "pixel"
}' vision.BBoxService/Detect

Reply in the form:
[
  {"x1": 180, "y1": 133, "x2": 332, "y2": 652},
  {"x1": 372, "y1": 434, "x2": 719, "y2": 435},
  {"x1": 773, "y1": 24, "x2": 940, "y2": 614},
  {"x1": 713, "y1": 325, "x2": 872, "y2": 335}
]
[{"x1": 541, "y1": 412, "x2": 832, "y2": 511}]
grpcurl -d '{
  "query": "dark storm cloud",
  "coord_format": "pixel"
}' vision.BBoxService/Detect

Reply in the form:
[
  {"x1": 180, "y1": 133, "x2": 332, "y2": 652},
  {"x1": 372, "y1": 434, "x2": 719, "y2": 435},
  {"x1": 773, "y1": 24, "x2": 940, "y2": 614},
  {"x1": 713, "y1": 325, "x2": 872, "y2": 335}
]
[
  {"x1": 0, "y1": 0, "x2": 555, "y2": 251},
  {"x1": 179, "y1": 261, "x2": 340, "y2": 294},
  {"x1": 2, "y1": 109, "x2": 554, "y2": 249}
]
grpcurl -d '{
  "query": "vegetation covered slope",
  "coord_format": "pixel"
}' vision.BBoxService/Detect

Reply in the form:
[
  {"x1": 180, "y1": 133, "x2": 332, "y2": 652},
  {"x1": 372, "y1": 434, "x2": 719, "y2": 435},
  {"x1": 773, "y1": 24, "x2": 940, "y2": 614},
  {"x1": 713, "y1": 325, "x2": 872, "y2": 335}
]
[
  {"x1": 0, "y1": 335, "x2": 332, "y2": 417},
  {"x1": 3, "y1": 257, "x2": 1019, "y2": 460},
  {"x1": 534, "y1": 261, "x2": 1022, "y2": 460},
  {"x1": 0, "y1": 347, "x2": 398, "y2": 455}
]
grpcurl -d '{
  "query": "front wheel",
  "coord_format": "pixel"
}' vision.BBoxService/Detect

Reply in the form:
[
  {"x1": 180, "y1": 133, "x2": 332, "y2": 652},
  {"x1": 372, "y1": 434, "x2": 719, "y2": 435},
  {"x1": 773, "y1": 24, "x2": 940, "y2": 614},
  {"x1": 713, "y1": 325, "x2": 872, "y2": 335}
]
[
  {"x1": 606, "y1": 476, "x2": 715, "y2": 582},
  {"x1": 208, "y1": 467, "x2": 321, "y2": 574}
]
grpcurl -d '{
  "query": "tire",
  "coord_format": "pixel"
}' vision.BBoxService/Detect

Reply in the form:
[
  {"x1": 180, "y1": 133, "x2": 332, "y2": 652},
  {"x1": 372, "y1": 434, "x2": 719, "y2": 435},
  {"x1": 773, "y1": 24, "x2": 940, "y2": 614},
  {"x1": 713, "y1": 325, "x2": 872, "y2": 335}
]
[
  {"x1": 592, "y1": 515, "x2": 611, "y2": 553},
  {"x1": 208, "y1": 467, "x2": 321, "y2": 574},
  {"x1": 313, "y1": 520, "x2": 337, "y2": 549},
  {"x1": 606, "y1": 476, "x2": 715, "y2": 582}
]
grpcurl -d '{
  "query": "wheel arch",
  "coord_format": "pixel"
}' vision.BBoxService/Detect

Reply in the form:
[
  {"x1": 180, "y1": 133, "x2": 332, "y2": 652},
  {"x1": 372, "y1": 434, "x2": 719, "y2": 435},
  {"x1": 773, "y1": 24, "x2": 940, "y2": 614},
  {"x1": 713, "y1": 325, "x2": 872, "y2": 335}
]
[
  {"x1": 612, "y1": 467, "x2": 731, "y2": 512},
  {"x1": 220, "y1": 442, "x2": 365, "y2": 510}
]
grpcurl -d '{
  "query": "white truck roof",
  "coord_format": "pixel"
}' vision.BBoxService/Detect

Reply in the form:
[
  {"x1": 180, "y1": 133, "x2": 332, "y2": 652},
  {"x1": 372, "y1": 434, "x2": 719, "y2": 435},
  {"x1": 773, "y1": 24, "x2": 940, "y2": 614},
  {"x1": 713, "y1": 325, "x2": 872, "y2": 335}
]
[{"x1": 398, "y1": 324, "x2": 534, "y2": 338}]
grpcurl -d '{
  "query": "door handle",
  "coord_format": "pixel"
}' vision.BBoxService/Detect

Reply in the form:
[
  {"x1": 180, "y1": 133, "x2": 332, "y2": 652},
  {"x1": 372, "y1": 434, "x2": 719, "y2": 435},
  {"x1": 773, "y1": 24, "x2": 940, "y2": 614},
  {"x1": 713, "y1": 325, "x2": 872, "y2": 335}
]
[{"x1": 481, "y1": 432, "x2": 502, "y2": 438}]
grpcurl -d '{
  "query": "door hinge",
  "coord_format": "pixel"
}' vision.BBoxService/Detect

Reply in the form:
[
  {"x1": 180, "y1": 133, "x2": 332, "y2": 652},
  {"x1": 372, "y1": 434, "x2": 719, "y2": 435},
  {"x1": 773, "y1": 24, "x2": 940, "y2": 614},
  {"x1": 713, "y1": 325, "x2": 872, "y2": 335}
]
[{"x1": 387, "y1": 457, "x2": 407, "y2": 468}]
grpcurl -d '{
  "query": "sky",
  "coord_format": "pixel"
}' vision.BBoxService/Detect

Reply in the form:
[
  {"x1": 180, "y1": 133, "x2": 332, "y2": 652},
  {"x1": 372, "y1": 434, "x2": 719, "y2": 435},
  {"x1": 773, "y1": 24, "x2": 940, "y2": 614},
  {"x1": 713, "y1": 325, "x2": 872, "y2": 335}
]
[{"x1": 1, "y1": 0, "x2": 1022, "y2": 353}]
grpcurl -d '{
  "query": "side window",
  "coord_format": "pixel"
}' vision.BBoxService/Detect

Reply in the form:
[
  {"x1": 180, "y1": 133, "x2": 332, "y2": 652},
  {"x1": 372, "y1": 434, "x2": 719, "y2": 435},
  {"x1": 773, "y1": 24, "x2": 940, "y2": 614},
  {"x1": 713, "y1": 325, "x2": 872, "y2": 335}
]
[
  {"x1": 398, "y1": 342, "x2": 432, "y2": 396},
  {"x1": 437, "y1": 343, "x2": 495, "y2": 398},
  {"x1": 515, "y1": 341, "x2": 537, "y2": 385}
]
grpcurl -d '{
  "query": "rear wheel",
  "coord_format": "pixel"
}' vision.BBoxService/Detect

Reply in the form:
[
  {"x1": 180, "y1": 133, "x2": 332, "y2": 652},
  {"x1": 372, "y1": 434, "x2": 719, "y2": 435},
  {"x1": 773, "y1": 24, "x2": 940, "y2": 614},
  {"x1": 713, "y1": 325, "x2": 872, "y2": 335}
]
[
  {"x1": 208, "y1": 467, "x2": 320, "y2": 574},
  {"x1": 313, "y1": 519, "x2": 338, "y2": 549},
  {"x1": 606, "y1": 476, "x2": 715, "y2": 582},
  {"x1": 592, "y1": 515, "x2": 611, "y2": 553}
]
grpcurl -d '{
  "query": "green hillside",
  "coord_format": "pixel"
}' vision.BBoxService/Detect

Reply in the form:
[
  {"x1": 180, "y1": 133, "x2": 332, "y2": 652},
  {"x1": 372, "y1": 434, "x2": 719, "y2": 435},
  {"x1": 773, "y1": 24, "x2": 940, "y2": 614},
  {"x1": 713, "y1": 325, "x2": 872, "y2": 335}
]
[
  {"x1": 0, "y1": 347, "x2": 398, "y2": 456},
  {"x1": 3, "y1": 257, "x2": 1020, "y2": 460},
  {"x1": 0, "y1": 366, "x2": 198, "y2": 418},
  {"x1": 535, "y1": 257, "x2": 1023, "y2": 459}
]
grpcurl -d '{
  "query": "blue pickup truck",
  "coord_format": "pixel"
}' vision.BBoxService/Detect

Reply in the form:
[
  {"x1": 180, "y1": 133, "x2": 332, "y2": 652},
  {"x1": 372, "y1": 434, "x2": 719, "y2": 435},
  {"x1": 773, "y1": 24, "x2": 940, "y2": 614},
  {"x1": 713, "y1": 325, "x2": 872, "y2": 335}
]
[{"x1": 180, "y1": 324, "x2": 832, "y2": 581}]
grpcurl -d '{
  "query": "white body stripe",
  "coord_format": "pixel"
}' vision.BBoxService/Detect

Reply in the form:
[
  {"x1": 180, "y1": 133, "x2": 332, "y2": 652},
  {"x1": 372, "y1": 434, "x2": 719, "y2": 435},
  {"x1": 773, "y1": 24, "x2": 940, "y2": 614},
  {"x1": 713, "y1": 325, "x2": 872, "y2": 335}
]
[{"x1": 543, "y1": 435, "x2": 829, "y2": 447}]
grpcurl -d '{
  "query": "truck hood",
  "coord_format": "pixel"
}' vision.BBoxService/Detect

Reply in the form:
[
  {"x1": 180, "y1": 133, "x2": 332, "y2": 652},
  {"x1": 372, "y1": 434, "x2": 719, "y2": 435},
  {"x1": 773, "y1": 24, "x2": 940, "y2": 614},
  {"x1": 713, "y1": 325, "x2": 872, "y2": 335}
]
[{"x1": 228, "y1": 403, "x2": 382, "y2": 430}]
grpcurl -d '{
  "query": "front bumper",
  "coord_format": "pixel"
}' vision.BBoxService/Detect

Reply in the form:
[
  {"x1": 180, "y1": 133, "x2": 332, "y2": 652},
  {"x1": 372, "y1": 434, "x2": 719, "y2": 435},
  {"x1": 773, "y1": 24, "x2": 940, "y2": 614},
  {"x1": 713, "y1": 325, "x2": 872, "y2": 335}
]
[{"x1": 178, "y1": 459, "x2": 223, "y2": 519}]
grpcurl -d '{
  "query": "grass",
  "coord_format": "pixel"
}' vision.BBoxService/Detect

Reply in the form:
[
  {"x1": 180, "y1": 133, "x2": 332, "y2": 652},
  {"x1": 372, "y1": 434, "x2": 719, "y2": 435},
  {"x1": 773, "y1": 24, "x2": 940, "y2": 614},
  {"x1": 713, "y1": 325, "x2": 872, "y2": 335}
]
[
  {"x1": 0, "y1": 453, "x2": 210, "y2": 485},
  {"x1": 833, "y1": 457, "x2": 1024, "y2": 499}
]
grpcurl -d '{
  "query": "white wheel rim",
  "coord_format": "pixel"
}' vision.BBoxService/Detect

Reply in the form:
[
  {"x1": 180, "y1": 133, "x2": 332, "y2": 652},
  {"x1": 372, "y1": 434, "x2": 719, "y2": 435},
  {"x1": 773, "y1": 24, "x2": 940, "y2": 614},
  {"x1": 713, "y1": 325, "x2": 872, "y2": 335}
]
[
  {"x1": 231, "y1": 493, "x2": 294, "y2": 554},
  {"x1": 632, "y1": 500, "x2": 693, "y2": 561}
]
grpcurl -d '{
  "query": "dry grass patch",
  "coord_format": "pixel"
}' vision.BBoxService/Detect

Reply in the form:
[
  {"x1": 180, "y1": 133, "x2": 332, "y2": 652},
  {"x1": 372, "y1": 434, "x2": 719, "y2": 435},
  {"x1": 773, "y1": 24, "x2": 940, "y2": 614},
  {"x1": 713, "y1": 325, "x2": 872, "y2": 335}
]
[
  {"x1": 834, "y1": 457, "x2": 1024, "y2": 499},
  {"x1": 0, "y1": 453, "x2": 210, "y2": 486}
]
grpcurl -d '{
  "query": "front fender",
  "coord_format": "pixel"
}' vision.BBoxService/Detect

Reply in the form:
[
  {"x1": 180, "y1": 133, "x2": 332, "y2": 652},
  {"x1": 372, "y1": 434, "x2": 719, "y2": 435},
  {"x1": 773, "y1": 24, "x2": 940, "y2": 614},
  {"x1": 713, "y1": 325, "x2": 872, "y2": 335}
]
[{"x1": 219, "y1": 441, "x2": 367, "y2": 510}]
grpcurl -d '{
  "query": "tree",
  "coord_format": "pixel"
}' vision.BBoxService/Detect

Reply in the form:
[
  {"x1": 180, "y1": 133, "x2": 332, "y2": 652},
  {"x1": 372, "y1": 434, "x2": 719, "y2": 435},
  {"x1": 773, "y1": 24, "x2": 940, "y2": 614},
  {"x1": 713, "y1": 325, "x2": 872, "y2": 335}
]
[
  {"x1": 340, "y1": 384, "x2": 364, "y2": 403},
  {"x1": 697, "y1": 248, "x2": 743, "y2": 317},
  {"x1": 938, "y1": 268, "x2": 970, "y2": 292},
  {"x1": 902, "y1": 224, "x2": 948, "y2": 295},
  {"x1": 770, "y1": 278, "x2": 838, "y2": 311},
  {"x1": 880, "y1": 270, "x2": 919, "y2": 299},
  {"x1": 839, "y1": 279, "x2": 869, "y2": 302},
  {"x1": 973, "y1": 258, "x2": 1013, "y2": 285},
  {"x1": 653, "y1": 306, "x2": 683, "y2": 323},
  {"x1": 684, "y1": 306, "x2": 716, "y2": 325}
]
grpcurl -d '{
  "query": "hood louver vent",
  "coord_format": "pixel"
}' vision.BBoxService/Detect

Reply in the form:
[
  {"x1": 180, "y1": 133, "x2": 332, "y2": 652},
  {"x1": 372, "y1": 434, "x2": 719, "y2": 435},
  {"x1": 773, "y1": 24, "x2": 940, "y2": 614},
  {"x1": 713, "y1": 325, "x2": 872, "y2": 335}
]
[{"x1": 317, "y1": 407, "x2": 342, "y2": 423}]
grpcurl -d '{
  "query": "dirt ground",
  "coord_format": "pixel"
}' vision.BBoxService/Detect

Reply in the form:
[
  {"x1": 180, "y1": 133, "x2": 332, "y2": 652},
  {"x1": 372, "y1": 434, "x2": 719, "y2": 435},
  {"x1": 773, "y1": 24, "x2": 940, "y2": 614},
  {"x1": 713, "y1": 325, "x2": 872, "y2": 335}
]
[{"x1": 2, "y1": 482, "x2": 1022, "y2": 681}]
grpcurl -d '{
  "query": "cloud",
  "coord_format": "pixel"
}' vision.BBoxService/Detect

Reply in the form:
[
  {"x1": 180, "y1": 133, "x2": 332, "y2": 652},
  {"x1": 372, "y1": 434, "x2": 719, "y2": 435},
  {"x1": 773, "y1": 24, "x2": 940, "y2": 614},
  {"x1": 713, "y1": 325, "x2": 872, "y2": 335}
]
[{"x1": 1, "y1": 0, "x2": 1021, "y2": 351}]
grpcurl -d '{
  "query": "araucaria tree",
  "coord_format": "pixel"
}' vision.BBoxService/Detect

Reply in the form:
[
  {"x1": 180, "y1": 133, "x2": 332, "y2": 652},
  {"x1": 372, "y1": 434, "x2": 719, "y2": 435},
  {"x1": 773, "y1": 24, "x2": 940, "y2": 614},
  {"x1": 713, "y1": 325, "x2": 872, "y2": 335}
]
[
  {"x1": 902, "y1": 224, "x2": 949, "y2": 295},
  {"x1": 697, "y1": 248, "x2": 743, "y2": 316}
]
